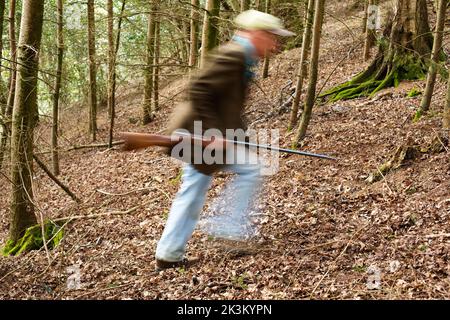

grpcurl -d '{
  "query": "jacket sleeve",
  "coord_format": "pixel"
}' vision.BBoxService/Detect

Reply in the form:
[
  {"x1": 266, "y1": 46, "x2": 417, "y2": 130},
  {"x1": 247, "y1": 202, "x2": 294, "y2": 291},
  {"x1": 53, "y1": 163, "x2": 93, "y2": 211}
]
[{"x1": 188, "y1": 51, "x2": 245, "y2": 133}]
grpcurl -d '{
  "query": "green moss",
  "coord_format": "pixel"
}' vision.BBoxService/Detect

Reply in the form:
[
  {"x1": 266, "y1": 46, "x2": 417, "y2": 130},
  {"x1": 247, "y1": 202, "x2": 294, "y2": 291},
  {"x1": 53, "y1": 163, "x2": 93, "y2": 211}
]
[
  {"x1": 322, "y1": 52, "x2": 428, "y2": 102},
  {"x1": 407, "y1": 88, "x2": 422, "y2": 98},
  {"x1": 2, "y1": 220, "x2": 64, "y2": 256}
]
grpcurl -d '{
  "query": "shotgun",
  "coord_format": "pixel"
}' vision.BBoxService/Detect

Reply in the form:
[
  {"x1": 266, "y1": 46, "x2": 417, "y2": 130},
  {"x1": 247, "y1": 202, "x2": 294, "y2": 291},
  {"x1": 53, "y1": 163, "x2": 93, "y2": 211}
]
[{"x1": 119, "y1": 131, "x2": 337, "y2": 160}]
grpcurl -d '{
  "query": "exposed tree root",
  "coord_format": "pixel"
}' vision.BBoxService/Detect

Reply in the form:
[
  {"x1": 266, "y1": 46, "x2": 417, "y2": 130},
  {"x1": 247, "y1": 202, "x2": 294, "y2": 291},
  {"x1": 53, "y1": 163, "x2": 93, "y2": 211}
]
[{"x1": 321, "y1": 50, "x2": 428, "y2": 103}]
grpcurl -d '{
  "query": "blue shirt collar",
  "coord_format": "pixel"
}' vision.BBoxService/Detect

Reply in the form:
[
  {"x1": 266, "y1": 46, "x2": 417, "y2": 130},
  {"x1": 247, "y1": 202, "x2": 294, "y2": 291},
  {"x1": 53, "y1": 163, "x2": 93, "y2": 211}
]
[{"x1": 232, "y1": 35, "x2": 258, "y2": 82}]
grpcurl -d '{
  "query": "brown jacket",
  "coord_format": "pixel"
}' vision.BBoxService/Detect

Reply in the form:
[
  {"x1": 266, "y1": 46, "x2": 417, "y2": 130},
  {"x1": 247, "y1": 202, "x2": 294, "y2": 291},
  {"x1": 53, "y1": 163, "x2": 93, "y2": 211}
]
[{"x1": 165, "y1": 41, "x2": 249, "y2": 175}]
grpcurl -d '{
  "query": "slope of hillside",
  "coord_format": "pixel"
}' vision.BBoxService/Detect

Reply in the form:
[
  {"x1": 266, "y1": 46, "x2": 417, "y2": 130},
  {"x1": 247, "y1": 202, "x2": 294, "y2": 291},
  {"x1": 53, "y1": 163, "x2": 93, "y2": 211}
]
[{"x1": 0, "y1": 1, "x2": 448, "y2": 299}]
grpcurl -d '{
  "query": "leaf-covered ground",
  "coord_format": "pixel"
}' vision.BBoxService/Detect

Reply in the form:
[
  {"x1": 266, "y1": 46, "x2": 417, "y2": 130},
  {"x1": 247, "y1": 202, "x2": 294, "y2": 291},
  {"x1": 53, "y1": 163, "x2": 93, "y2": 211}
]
[{"x1": 0, "y1": 1, "x2": 449, "y2": 299}]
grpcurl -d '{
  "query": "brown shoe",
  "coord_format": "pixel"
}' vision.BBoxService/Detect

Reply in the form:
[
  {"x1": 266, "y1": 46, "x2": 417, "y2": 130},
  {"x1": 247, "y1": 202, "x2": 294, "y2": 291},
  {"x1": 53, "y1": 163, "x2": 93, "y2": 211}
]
[{"x1": 155, "y1": 257, "x2": 199, "y2": 271}]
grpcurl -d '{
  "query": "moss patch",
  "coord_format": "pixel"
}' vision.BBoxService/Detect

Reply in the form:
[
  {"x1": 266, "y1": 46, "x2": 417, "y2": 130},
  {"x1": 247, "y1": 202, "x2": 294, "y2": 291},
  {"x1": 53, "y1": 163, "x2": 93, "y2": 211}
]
[{"x1": 2, "y1": 220, "x2": 64, "y2": 256}]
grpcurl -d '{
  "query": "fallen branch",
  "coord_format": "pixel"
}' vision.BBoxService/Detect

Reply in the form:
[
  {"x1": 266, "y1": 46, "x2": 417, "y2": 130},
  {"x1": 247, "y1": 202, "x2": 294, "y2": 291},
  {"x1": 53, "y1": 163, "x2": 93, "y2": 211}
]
[{"x1": 33, "y1": 155, "x2": 81, "y2": 203}]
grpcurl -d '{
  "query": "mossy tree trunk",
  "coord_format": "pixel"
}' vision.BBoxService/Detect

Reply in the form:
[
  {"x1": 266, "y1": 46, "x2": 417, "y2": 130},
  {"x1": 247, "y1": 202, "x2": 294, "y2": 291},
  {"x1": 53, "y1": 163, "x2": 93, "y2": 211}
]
[
  {"x1": 288, "y1": 0, "x2": 315, "y2": 130},
  {"x1": 142, "y1": 0, "x2": 156, "y2": 124},
  {"x1": 87, "y1": 0, "x2": 98, "y2": 141},
  {"x1": 200, "y1": 0, "x2": 220, "y2": 68},
  {"x1": 9, "y1": 0, "x2": 45, "y2": 243},
  {"x1": 416, "y1": 0, "x2": 446, "y2": 118},
  {"x1": 293, "y1": 0, "x2": 325, "y2": 146},
  {"x1": 321, "y1": 0, "x2": 433, "y2": 102}
]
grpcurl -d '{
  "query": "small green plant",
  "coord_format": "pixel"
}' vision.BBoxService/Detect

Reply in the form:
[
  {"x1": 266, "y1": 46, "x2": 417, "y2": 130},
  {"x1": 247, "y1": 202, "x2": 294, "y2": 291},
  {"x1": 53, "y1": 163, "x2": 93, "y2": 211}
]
[
  {"x1": 407, "y1": 88, "x2": 421, "y2": 98},
  {"x1": 232, "y1": 273, "x2": 249, "y2": 290},
  {"x1": 353, "y1": 265, "x2": 366, "y2": 273},
  {"x1": 170, "y1": 169, "x2": 183, "y2": 185}
]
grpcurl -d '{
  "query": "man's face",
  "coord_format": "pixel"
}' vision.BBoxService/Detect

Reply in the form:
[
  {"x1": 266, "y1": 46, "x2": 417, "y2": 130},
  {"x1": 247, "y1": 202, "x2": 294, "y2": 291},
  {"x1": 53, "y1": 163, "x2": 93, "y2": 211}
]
[{"x1": 249, "y1": 30, "x2": 280, "y2": 58}]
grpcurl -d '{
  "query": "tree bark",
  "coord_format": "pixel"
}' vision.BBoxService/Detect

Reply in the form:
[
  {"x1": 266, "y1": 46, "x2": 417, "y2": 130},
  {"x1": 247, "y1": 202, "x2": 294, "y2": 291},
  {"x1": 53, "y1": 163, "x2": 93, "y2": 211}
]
[
  {"x1": 417, "y1": 0, "x2": 446, "y2": 116},
  {"x1": 444, "y1": 76, "x2": 450, "y2": 129},
  {"x1": 363, "y1": 0, "x2": 377, "y2": 61},
  {"x1": 153, "y1": 17, "x2": 160, "y2": 111},
  {"x1": 200, "y1": 0, "x2": 220, "y2": 68},
  {"x1": 262, "y1": 0, "x2": 271, "y2": 79},
  {"x1": 288, "y1": 0, "x2": 315, "y2": 130},
  {"x1": 108, "y1": 0, "x2": 126, "y2": 148},
  {"x1": 87, "y1": 0, "x2": 98, "y2": 141},
  {"x1": 240, "y1": 0, "x2": 249, "y2": 11},
  {"x1": 52, "y1": 0, "x2": 64, "y2": 176},
  {"x1": 293, "y1": 0, "x2": 325, "y2": 146},
  {"x1": 6, "y1": 0, "x2": 17, "y2": 122},
  {"x1": 142, "y1": 0, "x2": 156, "y2": 124},
  {"x1": 362, "y1": 0, "x2": 368, "y2": 34},
  {"x1": 188, "y1": 0, "x2": 199, "y2": 71},
  {"x1": 0, "y1": 0, "x2": 6, "y2": 111},
  {"x1": 9, "y1": 0, "x2": 45, "y2": 243},
  {"x1": 0, "y1": 0, "x2": 7, "y2": 170}
]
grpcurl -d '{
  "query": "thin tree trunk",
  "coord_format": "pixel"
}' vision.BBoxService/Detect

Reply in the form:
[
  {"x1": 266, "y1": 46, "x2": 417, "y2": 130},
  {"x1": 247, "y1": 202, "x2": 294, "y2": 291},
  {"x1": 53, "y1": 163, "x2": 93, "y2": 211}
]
[
  {"x1": 52, "y1": 0, "x2": 64, "y2": 176},
  {"x1": 293, "y1": 0, "x2": 325, "y2": 146},
  {"x1": 153, "y1": 17, "x2": 160, "y2": 111},
  {"x1": 288, "y1": 0, "x2": 315, "y2": 130},
  {"x1": 0, "y1": 0, "x2": 6, "y2": 111},
  {"x1": 142, "y1": 0, "x2": 156, "y2": 124},
  {"x1": 262, "y1": 0, "x2": 271, "y2": 79},
  {"x1": 418, "y1": 0, "x2": 446, "y2": 115},
  {"x1": 108, "y1": 0, "x2": 126, "y2": 148},
  {"x1": 444, "y1": 77, "x2": 450, "y2": 129},
  {"x1": 189, "y1": 0, "x2": 199, "y2": 71},
  {"x1": 200, "y1": 0, "x2": 220, "y2": 68},
  {"x1": 363, "y1": 0, "x2": 376, "y2": 61},
  {"x1": 362, "y1": 0, "x2": 368, "y2": 34},
  {"x1": 6, "y1": 0, "x2": 17, "y2": 121},
  {"x1": 240, "y1": 0, "x2": 249, "y2": 11},
  {"x1": 87, "y1": 0, "x2": 97, "y2": 141},
  {"x1": 0, "y1": 0, "x2": 7, "y2": 170},
  {"x1": 9, "y1": 0, "x2": 45, "y2": 243}
]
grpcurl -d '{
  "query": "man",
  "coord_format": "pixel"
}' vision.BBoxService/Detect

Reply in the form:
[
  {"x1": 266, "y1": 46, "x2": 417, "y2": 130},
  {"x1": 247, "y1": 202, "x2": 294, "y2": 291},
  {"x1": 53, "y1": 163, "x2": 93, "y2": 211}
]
[{"x1": 155, "y1": 10, "x2": 295, "y2": 270}]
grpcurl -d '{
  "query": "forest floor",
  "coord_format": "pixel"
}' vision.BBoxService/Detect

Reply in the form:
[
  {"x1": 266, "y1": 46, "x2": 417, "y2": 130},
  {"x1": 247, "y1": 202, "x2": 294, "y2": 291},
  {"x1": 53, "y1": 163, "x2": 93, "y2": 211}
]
[{"x1": 0, "y1": 1, "x2": 449, "y2": 299}]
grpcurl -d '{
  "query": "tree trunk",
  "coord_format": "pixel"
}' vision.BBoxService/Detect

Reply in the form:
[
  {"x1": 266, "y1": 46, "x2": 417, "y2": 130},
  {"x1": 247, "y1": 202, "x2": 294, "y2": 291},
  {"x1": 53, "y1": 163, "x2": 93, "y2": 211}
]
[
  {"x1": 52, "y1": 0, "x2": 64, "y2": 176},
  {"x1": 362, "y1": 0, "x2": 368, "y2": 34},
  {"x1": 293, "y1": 0, "x2": 325, "y2": 146},
  {"x1": 322, "y1": 0, "x2": 432, "y2": 102},
  {"x1": 0, "y1": 0, "x2": 7, "y2": 170},
  {"x1": 6, "y1": 0, "x2": 17, "y2": 121},
  {"x1": 188, "y1": 0, "x2": 199, "y2": 71},
  {"x1": 9, "y1": 0, "x2": 45, "y2": 243},
  {"x1": 153, "y1": 17, "x2": 160, "y2": 111},
  {"x1": 363, "y1": 0, "x2": 377, "y2": 61},
  {"x1": 288, "y1": 0, "x2": 315, "y2": 130},
  {"x1": 142, "y1": 0, "x2": 156, "y2": 124},
  {"x1": 240, "y1": 0, "x2": 249, "y2": 11},
  {"x1": 262, "y1": 0, "x2": 271, "y2": 79},
  {"x1": 107, "y1": 0, "x2": 126, "y2": 148},
  {"x1": 417, "y1": 0, "x2": 446, "y2": 118},
  {"x1": 0, "y1": 0, "x2": 6, "y2": 110},
  {"x1": 87, "y1": 0, "x2": 98, "y2": 141},
  {"x1": 444, "y1": 77, "x2": 450, "y2": 129},
  {"x1": 200, "y1": 0, "x2": 220, "y2": 68}
]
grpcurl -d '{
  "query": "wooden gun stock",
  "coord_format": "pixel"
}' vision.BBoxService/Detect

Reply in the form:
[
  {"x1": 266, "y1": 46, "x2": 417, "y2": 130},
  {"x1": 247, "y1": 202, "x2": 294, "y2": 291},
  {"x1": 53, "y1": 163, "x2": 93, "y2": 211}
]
[{"x1": 119, "y1": 132, "x2": 182, "y2": 151}]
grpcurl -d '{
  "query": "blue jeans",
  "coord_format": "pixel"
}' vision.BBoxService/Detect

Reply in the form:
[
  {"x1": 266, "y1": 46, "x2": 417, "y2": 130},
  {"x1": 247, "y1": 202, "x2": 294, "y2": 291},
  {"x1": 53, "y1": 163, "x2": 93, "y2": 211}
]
[{"x1": 155, "y1": 159, "x2": 261, "y2": 262}]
